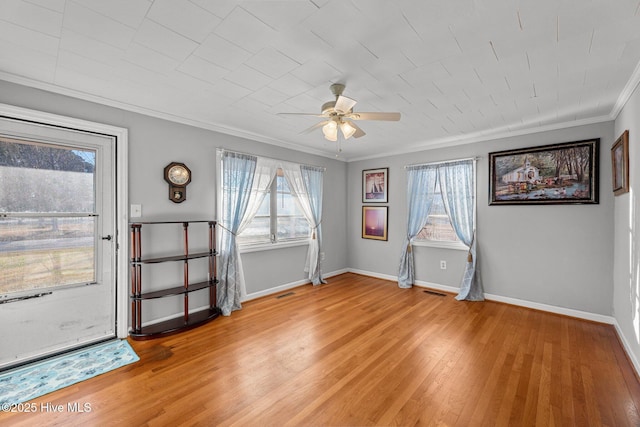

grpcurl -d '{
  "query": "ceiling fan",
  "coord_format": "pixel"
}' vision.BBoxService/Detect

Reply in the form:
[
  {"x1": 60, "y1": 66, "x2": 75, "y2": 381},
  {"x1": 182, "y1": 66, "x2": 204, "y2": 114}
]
[{"x1": 278, "y1": 83, "x2": 401, "y2": 141}]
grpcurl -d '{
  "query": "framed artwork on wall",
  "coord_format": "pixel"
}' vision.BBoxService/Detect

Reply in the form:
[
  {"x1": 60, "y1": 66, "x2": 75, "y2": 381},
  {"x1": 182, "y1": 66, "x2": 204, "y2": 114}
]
[
  {"x1": 362, "y1": 206, "x2": 388, "y2": 241},
  {"x1": 611, "y1": 130, "x2": 629, "y2": 196},
  {"x1": 489, "y1": 138, "x2": 599, "y2": 205},
  {"x1": 362, "y1": 168, "x2": 388, "y2": 203}
]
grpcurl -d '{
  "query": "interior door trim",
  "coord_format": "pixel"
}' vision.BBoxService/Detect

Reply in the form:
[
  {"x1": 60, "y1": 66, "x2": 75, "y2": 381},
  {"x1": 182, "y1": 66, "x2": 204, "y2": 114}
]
[{"x1": 0, "y1": 103, "x2": 130, "y2": 338}]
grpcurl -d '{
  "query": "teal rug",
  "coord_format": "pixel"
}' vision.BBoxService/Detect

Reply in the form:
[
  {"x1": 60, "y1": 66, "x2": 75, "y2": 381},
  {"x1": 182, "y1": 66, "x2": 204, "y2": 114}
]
[{"x1": 0, "y1": 340, "x2": 139, "y2": 405}]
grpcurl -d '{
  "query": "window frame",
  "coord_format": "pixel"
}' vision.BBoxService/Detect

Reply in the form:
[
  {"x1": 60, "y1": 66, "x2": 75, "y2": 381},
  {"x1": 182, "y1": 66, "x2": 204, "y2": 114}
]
[
  {"x1": 217, "y1": 151, "x2": 311, "y2": 253},
  {"x1": 412, "y1": 158, "x2": 476, "y2": 251},
  {"x1": 239, "y1": 171, "x2": 311, "y2": 251}
]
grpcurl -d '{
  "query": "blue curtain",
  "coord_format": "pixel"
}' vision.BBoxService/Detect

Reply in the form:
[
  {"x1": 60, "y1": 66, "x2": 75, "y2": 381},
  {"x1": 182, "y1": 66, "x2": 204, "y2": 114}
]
[
  {"x1": 301, "y1": 165, "x2": 326, "y2": 285},
  {"x1": 398, "y1": 165, "x2": 437, "y2": 288},
  {"x1": 218, "y1": 152, "x2": 257, "y2": 315},
  {"x1": 438, "y1": 160, "x2": 483, "y2": 301}
]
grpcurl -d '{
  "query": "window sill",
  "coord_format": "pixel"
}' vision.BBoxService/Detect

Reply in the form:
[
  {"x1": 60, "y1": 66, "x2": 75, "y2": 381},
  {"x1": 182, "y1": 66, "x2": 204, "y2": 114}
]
[
  {"x1": 239, "y1": 239, "x2": 310, "y2": 254},
  {"x1": 412, "y1": 240, "x2": 469, "y2": 251}
]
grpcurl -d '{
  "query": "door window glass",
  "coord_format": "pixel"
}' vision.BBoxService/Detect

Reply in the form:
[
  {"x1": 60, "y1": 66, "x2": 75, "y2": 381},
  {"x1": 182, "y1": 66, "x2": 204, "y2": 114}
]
[{"x1": 0, "y1": 137, "x2": 97, "y2": 295}]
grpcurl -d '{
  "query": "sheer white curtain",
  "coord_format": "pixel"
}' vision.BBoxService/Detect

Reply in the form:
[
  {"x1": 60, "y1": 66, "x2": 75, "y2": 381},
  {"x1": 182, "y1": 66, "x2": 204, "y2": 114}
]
[
  {"x1": 218, "y1": 153, "x2": 278, "y2": 315},
  {"x1": 397, "y1": 165, "x2": 437, "y2": 288},
  {"x1": 218, "y1": 151, "x2": 326, "y2": 313},
  {"x1": 281, "y1": 162, "x2": 325, "y2": 285},
  {"x1": 398, "y1": 159, "x2": 482, "y2": 300},
  {"x1": 240, "y1": 157, "x2": 279, "y2": 235},
  {"x1": 218, "y1": 151, "x2": 256, "y2": 316},
  {"x1": 438, "y1": 160, "x2": 483, "y2": 300}
]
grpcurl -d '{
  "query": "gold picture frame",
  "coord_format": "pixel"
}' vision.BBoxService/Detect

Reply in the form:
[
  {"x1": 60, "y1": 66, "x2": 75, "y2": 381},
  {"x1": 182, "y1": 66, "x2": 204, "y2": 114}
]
[
  {"x1": 362, "y1": 206, "x2": 388, "y2": 241},
  {"x1": 611, "y1": 130, "x2": 629, "y2": 196}
]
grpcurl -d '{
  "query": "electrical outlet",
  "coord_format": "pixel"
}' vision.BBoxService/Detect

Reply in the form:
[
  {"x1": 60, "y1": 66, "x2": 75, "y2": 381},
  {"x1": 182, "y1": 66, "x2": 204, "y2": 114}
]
[
  {"x1": 440, "y1": 260, "x2": 447, "y2": 270},
  {"x1": 320, "y1": 252, "x2": 325, "y2": 261}
]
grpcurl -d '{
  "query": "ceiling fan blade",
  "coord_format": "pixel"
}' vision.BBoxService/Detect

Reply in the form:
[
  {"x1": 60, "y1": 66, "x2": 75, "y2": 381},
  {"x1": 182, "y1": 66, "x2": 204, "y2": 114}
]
[
  {"x1": 334, "y1": 95, "x2": 357, "y2": 114},
  {"x1": 300, "y1": 121, "x2": 329, "y2": 134},
  {"x1": 349, "y1": 121, "x2": 366, "y2": 138},
  {"x1": 349, "y1": 112, "x2": 401, "y2": 121}
]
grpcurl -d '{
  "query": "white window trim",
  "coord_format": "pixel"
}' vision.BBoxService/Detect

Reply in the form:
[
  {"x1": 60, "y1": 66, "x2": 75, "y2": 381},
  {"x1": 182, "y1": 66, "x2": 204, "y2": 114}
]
[
  {"x1": 239, "y1": 239, "x2": 310, "y2": 254},
  {"x1": 412, "y1": 239, "x2": 469, "y2": 251}
]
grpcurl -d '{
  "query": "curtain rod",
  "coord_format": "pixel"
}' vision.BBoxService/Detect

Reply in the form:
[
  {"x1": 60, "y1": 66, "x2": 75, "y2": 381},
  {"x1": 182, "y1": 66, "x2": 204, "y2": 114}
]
[
  {"x1": 217, "y1": 147, "x2": 326, "y2": 171},
  {"x1": 404, "y1": 156, "x2": 481, "y2": 169}
]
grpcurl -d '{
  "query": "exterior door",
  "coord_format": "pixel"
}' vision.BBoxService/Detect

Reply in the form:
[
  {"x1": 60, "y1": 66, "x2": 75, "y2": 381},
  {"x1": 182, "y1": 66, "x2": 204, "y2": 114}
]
[{"x1": 0, "y1": 115, "x2": 117, "y2": 369}]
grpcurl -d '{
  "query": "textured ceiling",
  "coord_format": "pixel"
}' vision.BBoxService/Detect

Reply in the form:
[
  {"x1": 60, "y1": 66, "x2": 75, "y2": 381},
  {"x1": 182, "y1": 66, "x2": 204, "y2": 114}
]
[{"x1": 1, "y1": 0, "x2": 639, "y2": 161}]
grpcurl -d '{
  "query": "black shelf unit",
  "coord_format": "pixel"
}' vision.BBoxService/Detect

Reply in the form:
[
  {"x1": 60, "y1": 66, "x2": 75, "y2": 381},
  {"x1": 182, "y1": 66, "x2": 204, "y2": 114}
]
[{"x1": 129, "y1": 220, "x2": 220, "y2": 340}]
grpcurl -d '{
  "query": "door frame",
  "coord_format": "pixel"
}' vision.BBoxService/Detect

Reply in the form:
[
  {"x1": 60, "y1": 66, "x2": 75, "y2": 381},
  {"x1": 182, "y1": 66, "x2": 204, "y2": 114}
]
[{"x1": 0, "y1": 103, "x2": 130, "y2": 339}]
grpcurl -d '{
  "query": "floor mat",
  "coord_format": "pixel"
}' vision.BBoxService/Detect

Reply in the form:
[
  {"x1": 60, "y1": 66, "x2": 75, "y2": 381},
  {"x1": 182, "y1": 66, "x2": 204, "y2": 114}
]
[{"x1": 0, "y1": 339, "x2": 139, "y2": 405}]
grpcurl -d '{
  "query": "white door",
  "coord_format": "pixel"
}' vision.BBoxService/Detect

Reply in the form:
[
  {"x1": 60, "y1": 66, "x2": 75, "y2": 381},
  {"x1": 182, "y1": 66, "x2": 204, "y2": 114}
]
[{"x1": 0, "y1": 116, "x2": 117, "y2": 369}]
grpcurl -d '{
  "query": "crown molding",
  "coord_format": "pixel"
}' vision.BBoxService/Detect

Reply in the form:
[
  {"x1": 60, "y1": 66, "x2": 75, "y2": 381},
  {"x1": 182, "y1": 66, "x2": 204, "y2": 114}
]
[
  {"x1": 0, "y1": 72, "x2": 343, "y2": 162},
  {"x1": 0, "y1": 70, "x2": 626, "y2": 164},
  {"x1": 346, "y1": 115, "x2": 613, "y2": 162},
  {"x1": 610, "y1": 60, "x2": 640, "y2": 119}
]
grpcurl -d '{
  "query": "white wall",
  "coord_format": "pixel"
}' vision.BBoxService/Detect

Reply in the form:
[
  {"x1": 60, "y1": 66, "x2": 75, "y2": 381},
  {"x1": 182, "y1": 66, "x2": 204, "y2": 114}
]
[
  {"x1": 348, "y1": 121, "x2": 615, "y2": 316},
  {"x1": 613, "y1": 82, "x2": 640, "y2": 373},
  {"x1": 0, "y1": 80, "x2": 349, "y2": 324}
]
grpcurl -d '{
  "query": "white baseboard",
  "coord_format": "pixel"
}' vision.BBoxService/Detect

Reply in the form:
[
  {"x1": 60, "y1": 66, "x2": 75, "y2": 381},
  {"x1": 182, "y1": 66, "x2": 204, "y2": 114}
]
[
  {"x1": 613, "y1": 320, "x2": 640, "y2": 378},
  {"x1": 243, "y1": 278, "x2": 310, "y2": 302},
  {"x1": 346, "y1": 268, "x2": 616, "y2": 324},
  {"x1": 242, "y1": 268, "x2": 350, "y2": 302},
  {"x1": 413, "y1": 280, "x2": 460, "y2": 294},
  {"x1": 348, "y1": 268, "x2": 397, "y2": 282},
  {"x1": 483, "y1": 292, "x2": 615, "y2": 324},
  {"x1": 137, "y1": 306, "x2": 212, "y2": 328}
]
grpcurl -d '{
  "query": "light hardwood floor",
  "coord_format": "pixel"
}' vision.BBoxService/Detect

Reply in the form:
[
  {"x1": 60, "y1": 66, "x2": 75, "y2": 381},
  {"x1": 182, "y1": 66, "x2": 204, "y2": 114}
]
[{"x1": 2, "y1": 273, "x2": 640, "y2": 426}]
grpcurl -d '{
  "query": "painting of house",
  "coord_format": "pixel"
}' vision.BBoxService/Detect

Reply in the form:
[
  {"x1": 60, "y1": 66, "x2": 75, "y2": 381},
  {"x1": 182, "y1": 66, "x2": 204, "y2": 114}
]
[
  {"x1": 490, "y1": 140, "x2": 597, "y2": 204},
  {"x1": 501, "y1": 158, "x2": 541, "y2": 184}
]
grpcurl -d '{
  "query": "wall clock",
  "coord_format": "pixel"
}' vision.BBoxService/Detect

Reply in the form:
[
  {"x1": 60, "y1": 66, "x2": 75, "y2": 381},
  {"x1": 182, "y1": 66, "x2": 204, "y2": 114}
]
[{"x1": 163, "y1": 162, "x2": 191, "y2": 203}]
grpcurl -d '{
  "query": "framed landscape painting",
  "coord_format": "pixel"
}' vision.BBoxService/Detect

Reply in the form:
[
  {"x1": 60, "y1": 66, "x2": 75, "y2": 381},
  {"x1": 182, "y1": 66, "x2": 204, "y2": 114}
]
[
  {"x1": 611, "y1": 130, "x2": 629, "y2": 196},
  {"x1": 362, "y1": 206, "x2": 388, "y2": 241},
  {"x1": 489, "y1": 139, "x2": 599, "y2": 205},
  {"x1": 362, "y1": 168, "x2": 388, "y2": 203}
]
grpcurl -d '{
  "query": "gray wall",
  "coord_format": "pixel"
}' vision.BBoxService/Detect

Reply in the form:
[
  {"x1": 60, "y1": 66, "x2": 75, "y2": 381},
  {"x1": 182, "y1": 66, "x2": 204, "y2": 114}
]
[
  {"x1": 0, "y1": 79, "x2": 619, "y2": 325},
  {"x1": 0, "y1": 80, "x2": 348, "y2": 323},
  {"x1": 613, "y1": 83, "x2": 640, "y2": 372},
  {"x1": 348, "y1": 121, "x2": 615, "y2": 316}
]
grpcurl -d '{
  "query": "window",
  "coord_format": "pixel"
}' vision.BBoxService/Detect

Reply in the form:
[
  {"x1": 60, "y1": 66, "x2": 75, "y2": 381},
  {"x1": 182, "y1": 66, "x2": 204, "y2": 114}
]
[
  {"x1": 236, "y1": 169, "x2": 310, "y2": 247},
  {"x1": 0, "y1": 137, "x2": 98, "y2": 295},
  {"x1": 416, "y1": 185, "x2": 461, "y2": 243},
  {"x1": 414, "y1": 167, "x2": 475, "y2": 250}
]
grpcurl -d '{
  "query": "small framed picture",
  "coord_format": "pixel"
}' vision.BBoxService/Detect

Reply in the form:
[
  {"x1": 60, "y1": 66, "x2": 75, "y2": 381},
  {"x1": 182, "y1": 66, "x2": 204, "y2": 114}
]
[
  {"x1": 362, "y1": 206, "x2": 388, "y2": 241},
  {"x1": 611, "y1": 130, "x2": 629, "y2": 196},
  {"x1": 362, "y1": 168, "x2": 388, "y2": 203}
]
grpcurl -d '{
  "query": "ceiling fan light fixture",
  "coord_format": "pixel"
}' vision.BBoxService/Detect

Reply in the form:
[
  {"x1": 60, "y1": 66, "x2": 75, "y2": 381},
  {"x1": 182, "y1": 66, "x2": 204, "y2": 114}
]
[
  {"x1": 340, "y1": 120, "x2": 357, "y2": 139},
  {"x1": 278, "y1": 84, "x2": 400, "y2": 142},
  {"x1": 322, "y1": 120, "x2": 338, "y2": 141}
]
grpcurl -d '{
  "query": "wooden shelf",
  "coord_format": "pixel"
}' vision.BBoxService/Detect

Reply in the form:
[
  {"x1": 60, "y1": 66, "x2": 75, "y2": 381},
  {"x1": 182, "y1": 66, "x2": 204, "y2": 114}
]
[
  {"x1": 133, "y1": 280, "x2": 218, "y2": 300},
  {"x1": 132, "y1": 251, "x2": 216, "y2": 264},
  {"x1": 130, "y1": 220, "x2": 212, "y2": 225},
  {"x1": 129, "y1": 307, "x2": 222, "y2": 340},
  {"x1": 129, "y1": 220, "x2": 219, "y2": 340}
]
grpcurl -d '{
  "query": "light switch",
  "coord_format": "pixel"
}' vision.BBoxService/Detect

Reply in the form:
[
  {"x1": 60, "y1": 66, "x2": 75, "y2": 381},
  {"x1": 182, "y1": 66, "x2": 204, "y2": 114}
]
[{"x1": 130, "y1": 204, "x2": 142, "y2": 218}]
